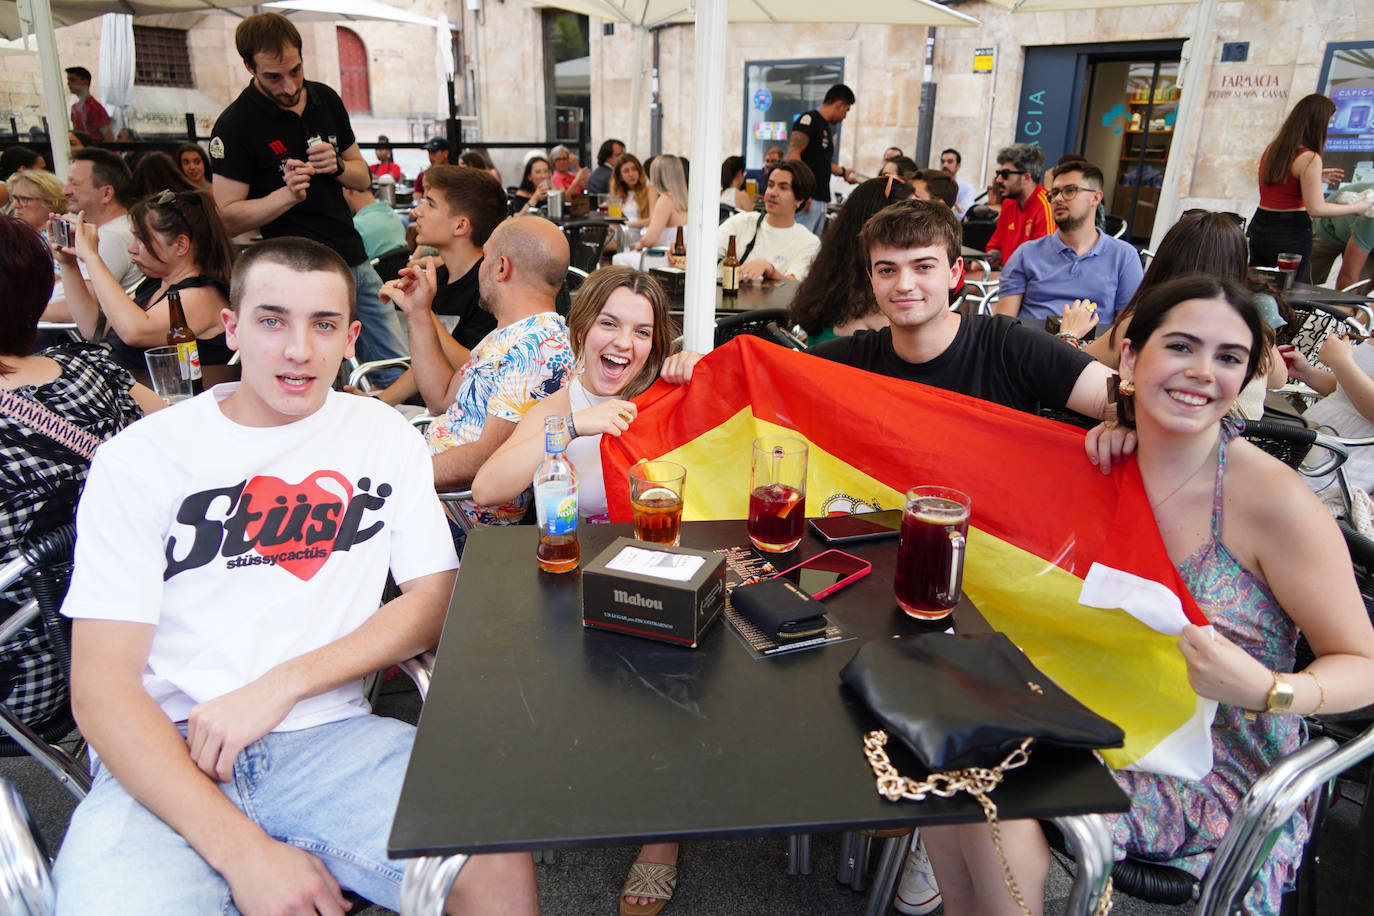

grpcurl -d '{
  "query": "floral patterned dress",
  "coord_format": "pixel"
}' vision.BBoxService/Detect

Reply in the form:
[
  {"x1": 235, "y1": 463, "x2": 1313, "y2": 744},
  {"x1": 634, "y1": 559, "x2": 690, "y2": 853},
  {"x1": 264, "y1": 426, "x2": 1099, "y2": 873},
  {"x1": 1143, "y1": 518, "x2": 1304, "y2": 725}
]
[{"x1": 1108, "y1": 424, "x2": 1309, "y2": 916}]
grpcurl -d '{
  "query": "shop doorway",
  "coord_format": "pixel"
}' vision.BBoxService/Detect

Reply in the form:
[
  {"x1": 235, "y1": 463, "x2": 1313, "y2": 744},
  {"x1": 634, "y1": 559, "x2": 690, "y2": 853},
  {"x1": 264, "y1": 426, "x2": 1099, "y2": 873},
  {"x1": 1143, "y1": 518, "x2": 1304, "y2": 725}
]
[
  {"x1": 1082, "y1": 57, "x2": 1180, "y2": 242},
  {"x1": 1015, "y1": 41, "x2": 1182, "y2": 243}
]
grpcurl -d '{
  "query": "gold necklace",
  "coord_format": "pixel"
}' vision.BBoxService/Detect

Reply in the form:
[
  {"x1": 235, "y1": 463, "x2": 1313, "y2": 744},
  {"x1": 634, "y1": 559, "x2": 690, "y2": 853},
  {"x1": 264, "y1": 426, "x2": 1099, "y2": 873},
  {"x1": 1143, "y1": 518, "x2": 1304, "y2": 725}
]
[{"x1": 1148, "y1": 447, "x2": 1218, "y2": 511}]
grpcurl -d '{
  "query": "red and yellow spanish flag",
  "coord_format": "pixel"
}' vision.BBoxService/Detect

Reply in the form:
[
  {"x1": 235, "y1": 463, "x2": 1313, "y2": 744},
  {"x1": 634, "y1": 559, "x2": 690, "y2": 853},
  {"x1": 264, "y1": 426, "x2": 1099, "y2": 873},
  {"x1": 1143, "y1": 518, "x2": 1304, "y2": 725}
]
[{"x1": 603, "y1": 336, "x2": 1216, "y2": 779}]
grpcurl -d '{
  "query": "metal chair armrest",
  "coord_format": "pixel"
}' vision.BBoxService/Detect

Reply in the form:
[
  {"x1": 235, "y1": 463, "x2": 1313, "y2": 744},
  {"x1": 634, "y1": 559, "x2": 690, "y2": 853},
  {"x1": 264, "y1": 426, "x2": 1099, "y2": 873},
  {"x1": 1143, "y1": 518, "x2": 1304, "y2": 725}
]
[
  {"x1": 0, "y1": 778, "x2": 55, "y2": 915},
  {"x1": 397, "y1": 652, "x2": 435, "y2": 702},
  {"x1": 347, "y1": 358, "x2": 412, "y2": 392},
  {"x1": 437, "y1": 490, "x2": 476, "y2": 532}
]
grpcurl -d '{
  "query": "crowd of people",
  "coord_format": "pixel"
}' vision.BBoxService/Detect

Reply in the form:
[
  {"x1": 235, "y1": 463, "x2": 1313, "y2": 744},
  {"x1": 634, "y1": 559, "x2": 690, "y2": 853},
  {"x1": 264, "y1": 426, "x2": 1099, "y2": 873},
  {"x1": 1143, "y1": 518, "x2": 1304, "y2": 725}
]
[{"x1": 4, "y1": 27, "x2": 1374, "y2": 916}]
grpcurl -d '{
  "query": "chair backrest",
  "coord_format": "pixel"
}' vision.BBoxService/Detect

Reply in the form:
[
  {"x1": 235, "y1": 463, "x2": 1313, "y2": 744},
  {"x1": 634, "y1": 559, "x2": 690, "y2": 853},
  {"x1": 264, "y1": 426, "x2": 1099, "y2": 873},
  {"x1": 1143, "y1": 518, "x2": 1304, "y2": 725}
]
[
  {"x1": 1103, "y1": 214, "x2": 1128, "y2": 239},
  {"x1": 719, "y1": 203, "x2": 737, "y2": 224},
  {"x1": 562, "y1": 220, "x2": 613, "y2": 276},
  {"x1": 370, "y1": 247, "x2": 411, "y2": 284},
  {"x1": 0, "y1": 778, "x2": 54, "y2": 915},
  {"x1": 711, "y1": 308, "x2": 805, "y2": 350}
]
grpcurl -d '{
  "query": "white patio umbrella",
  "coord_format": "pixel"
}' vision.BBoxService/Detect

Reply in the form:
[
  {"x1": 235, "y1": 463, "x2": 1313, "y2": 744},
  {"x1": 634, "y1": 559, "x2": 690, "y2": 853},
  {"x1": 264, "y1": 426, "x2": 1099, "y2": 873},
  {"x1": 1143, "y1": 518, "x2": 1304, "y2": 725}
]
[
  {"x1": 532, "y1": 0, "x2": 981, "y2": 353},
  {"x1": 981, "y1": 0, "x2": 1263, "y2": 253},
  {"x1": 96, "y1": 12, "x2": 134, "y2": 134}
]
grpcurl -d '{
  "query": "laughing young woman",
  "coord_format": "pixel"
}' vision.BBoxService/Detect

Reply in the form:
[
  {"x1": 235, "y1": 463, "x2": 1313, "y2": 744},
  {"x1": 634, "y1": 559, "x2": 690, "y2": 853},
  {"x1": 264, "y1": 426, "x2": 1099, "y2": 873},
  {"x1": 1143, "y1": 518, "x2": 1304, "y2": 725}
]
[
  {"x1": 472, "y1": 266, "x2": 695, "y2": 521},
  {"x1": 921, "y1": 275, "x2": 1374, "y2": 916}
]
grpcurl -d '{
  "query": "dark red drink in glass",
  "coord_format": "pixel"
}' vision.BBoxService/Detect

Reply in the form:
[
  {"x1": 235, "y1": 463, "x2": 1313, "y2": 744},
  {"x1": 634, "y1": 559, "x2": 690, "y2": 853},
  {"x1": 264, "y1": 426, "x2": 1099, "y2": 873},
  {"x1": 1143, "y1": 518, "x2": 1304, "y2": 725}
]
[
  {"x1": 748, "y1": 484, "x2": 806, "y2": 552},
  {"x1": 747, "y1": 436, "x2": 808, "y2": 552},
  {"x1": 894, "y1": 486, "x2": 971, "y2": 620}
]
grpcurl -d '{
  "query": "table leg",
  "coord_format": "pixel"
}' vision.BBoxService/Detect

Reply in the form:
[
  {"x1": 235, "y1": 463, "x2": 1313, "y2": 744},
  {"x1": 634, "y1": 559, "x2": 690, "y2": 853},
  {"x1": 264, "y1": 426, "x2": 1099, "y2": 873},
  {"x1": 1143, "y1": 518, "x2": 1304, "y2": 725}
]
[
  {"x1": 1052, "y1": 814, "x2": 1113, "y2": 916},
  {"x1": 399, "y1": 854, "x2": 469, "y2": 916},
  {"x1": 786, "y1": 833, "x2": 812, "y2": 875}
]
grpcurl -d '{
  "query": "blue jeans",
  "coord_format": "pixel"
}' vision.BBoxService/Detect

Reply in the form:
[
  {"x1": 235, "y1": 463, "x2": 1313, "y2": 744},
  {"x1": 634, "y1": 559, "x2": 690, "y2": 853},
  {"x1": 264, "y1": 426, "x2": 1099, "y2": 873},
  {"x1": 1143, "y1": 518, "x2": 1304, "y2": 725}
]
[
  {"x1": 797, "y1": 198, "x2": 829, "y2": 236},
  {"x1": 53, "y1": 715, "x2": 415, "y2": 914},
  {"x1": 351, "y1": 260, "x2": 407, "y2": 387}
]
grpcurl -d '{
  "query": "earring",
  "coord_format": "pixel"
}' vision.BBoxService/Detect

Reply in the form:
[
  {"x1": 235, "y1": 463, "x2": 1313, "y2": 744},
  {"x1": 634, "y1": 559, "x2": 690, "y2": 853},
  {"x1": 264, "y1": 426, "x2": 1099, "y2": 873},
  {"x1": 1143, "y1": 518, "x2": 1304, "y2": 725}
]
[{"x1": 1117, "y1": 378, "x2": 1136, "y2": 396}]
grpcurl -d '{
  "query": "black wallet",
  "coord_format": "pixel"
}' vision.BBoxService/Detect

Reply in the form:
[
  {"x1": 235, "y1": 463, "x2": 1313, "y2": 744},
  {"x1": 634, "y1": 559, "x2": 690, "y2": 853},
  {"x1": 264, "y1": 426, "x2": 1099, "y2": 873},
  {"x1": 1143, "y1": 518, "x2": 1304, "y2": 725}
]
[{"x1": 731, "y1": 577, "x2": 828, "y2": 641}]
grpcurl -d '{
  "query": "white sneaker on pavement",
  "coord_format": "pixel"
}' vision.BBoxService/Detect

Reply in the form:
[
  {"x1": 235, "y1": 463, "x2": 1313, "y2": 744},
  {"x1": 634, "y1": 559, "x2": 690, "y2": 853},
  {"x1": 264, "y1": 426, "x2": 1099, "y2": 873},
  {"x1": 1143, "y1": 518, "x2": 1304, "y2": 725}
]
[{"x1": 893, "y1": 836, "x2": 942, "y2": 915}]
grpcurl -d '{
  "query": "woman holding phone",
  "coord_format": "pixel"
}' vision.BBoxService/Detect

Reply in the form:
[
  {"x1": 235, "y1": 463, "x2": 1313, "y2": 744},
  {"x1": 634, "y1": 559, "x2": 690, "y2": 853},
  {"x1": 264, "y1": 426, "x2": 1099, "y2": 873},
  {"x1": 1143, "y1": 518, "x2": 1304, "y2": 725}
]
[{"x1": 921, "y1": 275, "x2": 1374, "y2": 915}]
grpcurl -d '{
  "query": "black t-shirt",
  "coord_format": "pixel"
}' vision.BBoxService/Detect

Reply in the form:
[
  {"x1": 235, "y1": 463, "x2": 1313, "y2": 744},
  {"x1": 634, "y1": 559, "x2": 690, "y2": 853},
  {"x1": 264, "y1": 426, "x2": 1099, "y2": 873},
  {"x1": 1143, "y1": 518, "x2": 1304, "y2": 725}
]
[
  {"x1": 432, "y1": 260, "x2": 496, "y2": 350},
  {"x1": 209, "y1": 80, "x2": 366, "y2": 266},
  {"x1": 792, "y1": 109, "x2": 834, "y2": 203},
  {"x1": 806, "y1": 315, "x2": 1093, "y2": 415}
]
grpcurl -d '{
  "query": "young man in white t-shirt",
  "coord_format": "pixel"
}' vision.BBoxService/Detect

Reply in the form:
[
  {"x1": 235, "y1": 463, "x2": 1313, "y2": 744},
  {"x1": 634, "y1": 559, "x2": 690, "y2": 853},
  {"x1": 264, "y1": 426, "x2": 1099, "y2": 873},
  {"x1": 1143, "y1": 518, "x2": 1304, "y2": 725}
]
[
  {"x1": 715, "y1": 161, "x2": 822, "y2": 282},
  {"x1": 56, "y1": 237, "x2": 539, "y2": 914}
]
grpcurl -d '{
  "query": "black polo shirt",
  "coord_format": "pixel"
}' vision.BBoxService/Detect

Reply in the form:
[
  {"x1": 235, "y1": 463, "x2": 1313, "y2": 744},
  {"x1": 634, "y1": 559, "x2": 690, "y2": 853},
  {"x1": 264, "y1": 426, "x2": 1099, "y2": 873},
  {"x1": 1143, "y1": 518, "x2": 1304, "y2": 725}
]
[
  {"x1": 209, "y1": 79, "x2": 367, "y2": 266},
  {"x1": 792, "y1": 109, "x2": 834, "y2": 204}
]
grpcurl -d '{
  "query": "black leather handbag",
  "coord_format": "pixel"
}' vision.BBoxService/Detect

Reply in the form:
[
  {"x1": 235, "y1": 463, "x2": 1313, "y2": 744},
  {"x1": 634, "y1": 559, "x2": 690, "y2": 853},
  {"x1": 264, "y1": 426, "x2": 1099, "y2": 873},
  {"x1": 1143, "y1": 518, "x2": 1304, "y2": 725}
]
[{"x1": 840, "y1": 632, "x2": 1124, "y2": 772}]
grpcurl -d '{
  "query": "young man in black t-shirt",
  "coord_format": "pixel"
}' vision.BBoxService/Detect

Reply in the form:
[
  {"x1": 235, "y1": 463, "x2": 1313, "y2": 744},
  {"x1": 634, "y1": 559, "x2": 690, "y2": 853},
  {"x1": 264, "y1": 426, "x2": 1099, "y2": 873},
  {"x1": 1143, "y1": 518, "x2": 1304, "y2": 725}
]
[
  {"x1": 208, "y1": 13, "x2": 407, "y2": 382},
  {"x1": 787, "y1": 83, "x2": 859, "y2": 236},
  {"x1": 807, "y1": 198, "x2": 1113, "y2": 419},
  {"x1": 365, "y1": 165, "x2": 509, "y2": 412}
]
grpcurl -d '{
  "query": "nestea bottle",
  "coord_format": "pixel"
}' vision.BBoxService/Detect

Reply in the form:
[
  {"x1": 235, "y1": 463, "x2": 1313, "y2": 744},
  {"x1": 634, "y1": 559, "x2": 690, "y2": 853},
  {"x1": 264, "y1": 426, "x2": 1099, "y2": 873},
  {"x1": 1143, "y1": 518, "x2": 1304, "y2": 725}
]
[{"x1": 534, "y1": 415, "x2": 580, "y2": 573}]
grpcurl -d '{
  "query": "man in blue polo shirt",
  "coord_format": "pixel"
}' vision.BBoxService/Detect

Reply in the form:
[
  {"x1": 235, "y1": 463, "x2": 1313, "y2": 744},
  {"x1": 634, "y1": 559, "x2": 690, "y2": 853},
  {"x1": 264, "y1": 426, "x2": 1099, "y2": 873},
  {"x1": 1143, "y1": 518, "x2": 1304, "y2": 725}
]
[{"x1": 994, "y1": 161, "x2": 1142, "y2": 330}]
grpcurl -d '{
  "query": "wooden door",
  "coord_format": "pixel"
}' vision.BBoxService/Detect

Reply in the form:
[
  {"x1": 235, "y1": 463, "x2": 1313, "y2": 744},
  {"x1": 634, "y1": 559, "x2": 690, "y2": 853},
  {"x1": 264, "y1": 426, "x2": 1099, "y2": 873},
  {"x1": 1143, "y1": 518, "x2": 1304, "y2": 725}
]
[{"x1": 336, "y1": 27, "x2": 371, "y2": 115}]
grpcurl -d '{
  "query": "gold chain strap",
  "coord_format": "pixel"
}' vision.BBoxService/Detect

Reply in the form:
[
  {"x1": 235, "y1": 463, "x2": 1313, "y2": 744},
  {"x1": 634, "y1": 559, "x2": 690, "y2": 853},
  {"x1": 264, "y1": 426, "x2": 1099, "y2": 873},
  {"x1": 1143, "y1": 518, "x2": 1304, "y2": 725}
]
[{"x1": 861, "y1": 731, "x2": 1113, "y2": 916}]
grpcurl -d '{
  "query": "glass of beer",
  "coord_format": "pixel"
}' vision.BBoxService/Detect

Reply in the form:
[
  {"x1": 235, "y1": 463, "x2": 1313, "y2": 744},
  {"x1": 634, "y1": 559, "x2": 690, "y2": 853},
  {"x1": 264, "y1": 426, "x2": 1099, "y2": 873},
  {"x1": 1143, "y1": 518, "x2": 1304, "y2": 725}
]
[
  {"x1": 629, "y1": 461, "x2": 686, "y2": 546},
  {"x1": 747, "y1": 436, "x2": 808, "y2": 553},
  {"x1": 1276, "y1": 252, "x2": 1302, "y2": 290},
  {"x1": 745, "y1": 177, "x2": 758, "y2": 198},
  {"x1": 605, "y1": 194, "x2": 623, "y2": 219},
  {"x1": 894, "y1": 486, "x2": 971, "y2": 621}
]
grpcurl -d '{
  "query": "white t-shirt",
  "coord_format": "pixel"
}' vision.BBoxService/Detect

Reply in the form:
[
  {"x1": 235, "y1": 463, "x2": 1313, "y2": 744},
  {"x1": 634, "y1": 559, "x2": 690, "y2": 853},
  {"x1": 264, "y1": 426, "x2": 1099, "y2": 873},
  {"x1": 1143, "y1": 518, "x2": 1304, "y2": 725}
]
[
  {"x1": 62, "y1": 386, "x2": 459, "y2": 732},
  {"x1": 716, "y1": 211, "x2": 821, "y2": 281},
  {"x1": 79, "y1": 214, "x2": 143, "y2": 291}
]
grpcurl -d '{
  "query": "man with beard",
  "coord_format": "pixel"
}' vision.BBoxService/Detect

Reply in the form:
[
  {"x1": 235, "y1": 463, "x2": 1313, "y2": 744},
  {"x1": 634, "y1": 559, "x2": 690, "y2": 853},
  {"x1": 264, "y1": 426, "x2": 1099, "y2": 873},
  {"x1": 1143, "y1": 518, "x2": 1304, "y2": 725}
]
[
  {"x1": 994, "y1": 161, "x2": 1142, "y2": 329},
  {"x1": 208, "y1": 13, "x2": 408, "y2": 382}
]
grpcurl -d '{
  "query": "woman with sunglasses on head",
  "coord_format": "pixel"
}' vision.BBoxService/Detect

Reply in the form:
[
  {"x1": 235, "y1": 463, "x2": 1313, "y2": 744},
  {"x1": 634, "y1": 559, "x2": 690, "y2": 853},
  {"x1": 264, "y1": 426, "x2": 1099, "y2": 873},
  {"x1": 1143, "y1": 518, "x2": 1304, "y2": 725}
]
[
  {"x1": 922, "y1": 275, "x2": 1374, "y2": 916},
  {"x1": 52, "y1": 190, "x2": 235, "y2": 374},
  {"x1": 788, "y1": 175, "x2": 915, "y2": 344},
  {"x1": 1250, "y1": 93, "x2": 1370, "y2": 281}
]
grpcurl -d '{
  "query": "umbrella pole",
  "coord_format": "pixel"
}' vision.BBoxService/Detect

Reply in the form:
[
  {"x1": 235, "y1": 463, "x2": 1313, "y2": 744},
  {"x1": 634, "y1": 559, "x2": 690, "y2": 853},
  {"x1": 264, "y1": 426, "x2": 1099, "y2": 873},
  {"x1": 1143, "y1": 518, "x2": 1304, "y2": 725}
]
[
  {"x1": 682, "y1": 0, "x2": 727, "y2": 355},
  {"x1": 628, "y1": 25, "x2": 647, "y2": 155},
  {"x1": 18, "y1": 0, "x2": 71, "y2": 176},
  {"x1": 1149, "y1": 0, "x2": 1218, "y2": 253}
]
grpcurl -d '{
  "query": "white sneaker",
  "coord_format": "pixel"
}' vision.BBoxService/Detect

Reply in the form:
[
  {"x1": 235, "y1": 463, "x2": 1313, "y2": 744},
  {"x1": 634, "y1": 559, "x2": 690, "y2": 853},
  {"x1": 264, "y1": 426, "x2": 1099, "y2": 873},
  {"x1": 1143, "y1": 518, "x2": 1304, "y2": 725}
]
[{"x1": 893, "y1": 837, "x2": 942, "y2": 915}]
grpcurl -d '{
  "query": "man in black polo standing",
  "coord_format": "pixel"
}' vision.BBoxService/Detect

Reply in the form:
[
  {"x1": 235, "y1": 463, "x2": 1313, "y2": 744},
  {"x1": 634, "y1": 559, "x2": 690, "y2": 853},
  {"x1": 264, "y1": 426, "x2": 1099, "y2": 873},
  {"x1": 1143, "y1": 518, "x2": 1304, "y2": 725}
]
[
  {"x1": 209, "y1": 12, "x2": 407, "y2": 382},
  {"x1": 788, "y1": 83, "x2": 858, "y2": 237}
]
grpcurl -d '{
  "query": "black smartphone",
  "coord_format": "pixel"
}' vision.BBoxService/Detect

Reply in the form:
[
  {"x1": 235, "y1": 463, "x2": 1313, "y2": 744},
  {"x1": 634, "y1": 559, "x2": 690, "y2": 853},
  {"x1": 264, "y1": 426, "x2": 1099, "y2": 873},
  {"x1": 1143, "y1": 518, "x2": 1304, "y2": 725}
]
[
  {"x1": 808, "y1": 509, "x2": 904, "y2": 545},
  {"x1": 774, "y1": 549, "x2": 872, "y2": 599}
]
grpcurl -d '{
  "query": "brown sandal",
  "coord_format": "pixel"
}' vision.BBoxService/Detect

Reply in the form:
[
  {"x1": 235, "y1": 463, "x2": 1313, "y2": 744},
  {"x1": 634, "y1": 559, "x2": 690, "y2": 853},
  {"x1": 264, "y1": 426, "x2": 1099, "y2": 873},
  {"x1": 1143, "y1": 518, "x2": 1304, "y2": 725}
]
[{"x1": 619, "y1": 860, "x2": 678, "y2": 916}]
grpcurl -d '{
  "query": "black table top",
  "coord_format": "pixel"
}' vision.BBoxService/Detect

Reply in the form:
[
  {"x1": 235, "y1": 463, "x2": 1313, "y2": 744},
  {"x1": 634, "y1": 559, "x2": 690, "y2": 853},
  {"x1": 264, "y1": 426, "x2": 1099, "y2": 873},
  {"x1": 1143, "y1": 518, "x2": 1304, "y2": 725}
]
[
  {"x1": 667, "y1": 278, "x2": 798, "y2": 316},
  {"x1": 389, "y1": 521, "x2": 1129, "y2": 858}
]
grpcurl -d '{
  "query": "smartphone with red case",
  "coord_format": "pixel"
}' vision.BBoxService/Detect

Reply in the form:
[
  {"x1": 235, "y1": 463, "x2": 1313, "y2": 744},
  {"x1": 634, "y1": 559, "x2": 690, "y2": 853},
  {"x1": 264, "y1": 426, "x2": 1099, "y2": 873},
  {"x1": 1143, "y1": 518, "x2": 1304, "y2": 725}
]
[{"x1": 773, "y1": 549, "x2": 872, "y2": 599}]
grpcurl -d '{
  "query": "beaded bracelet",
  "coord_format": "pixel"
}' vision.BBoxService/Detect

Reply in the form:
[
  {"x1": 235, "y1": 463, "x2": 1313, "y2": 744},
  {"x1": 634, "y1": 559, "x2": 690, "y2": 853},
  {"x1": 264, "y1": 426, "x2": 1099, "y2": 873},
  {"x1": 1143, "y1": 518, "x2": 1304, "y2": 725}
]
[{"x1": 1057, "y1": 333, "x2": 1086, "y2": 350}]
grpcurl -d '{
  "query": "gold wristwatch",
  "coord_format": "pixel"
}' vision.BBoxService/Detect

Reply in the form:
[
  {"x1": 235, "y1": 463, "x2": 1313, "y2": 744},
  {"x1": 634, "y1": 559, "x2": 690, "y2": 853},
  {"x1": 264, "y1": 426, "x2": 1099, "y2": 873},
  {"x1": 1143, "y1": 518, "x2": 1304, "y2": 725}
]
[{"x1": 1264, "y1": 671, "x2": 1295, "y2": 715}]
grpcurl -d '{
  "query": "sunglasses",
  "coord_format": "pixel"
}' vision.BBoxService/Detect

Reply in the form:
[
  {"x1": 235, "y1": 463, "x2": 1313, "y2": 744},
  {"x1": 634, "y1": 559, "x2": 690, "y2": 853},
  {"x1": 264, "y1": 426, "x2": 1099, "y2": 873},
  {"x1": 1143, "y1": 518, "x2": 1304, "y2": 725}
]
[
  {"x1": 994, "y1": 169, "x2": 1024, "y2": 180},
  {"x1": 154, "y1": 189, "x2": 195, "y2": 236}
]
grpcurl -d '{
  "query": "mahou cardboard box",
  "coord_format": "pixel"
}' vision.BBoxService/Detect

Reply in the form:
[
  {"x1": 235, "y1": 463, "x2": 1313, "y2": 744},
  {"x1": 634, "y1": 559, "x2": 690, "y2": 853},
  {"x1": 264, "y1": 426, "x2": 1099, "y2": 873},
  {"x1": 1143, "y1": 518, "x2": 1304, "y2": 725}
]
[{"x1": 582, "y1": 537, "x2": 725, "y2": 648}]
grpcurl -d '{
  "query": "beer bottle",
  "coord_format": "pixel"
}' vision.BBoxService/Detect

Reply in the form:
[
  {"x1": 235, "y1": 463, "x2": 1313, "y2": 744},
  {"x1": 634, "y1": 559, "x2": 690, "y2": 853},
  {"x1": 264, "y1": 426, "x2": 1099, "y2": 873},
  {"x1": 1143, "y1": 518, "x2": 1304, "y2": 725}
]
[
  {"x1": 720, "y1": 234, "x2": 740, "y2": 293},
  {"x1": 669, "y1": 226, "x2": 686, "y2": 270},
  {"x1": 534, "y1": 415, "x2": 579, "y2": 573},
  {"x1": 166, "y1": 289, "x2": 203, "y2": 395}
]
